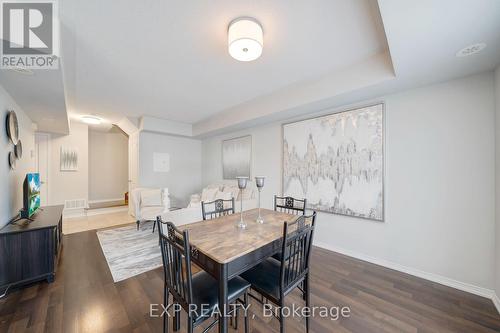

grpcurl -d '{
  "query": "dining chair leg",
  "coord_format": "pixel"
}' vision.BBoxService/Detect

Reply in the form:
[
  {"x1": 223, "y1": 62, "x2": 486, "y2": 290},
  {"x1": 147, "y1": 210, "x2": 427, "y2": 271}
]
[
  {"x1": 164, "y1": 286, "x2": 169, "y2": 333},
  {"x1": 173, "y1": 302, "x2": 180, "y2": 332},
  {"x1": 279, "y1": 298, "x2": 286, "y2": 333},
  {"x1": 279, "y1": 312, "x2": 285, "y2": 333},
  {"x1": 152, "y1": 221, "x2": 156, "y2": 233},
  {"x1": 234, "y1": 306, "x2": 239, "y2": 330},
  {"x1": 305, "y1": 275, "x2": 310, "y2": 333},
  {"x1": 244, "y1": 292, "x2": 249, "y2": 333}
]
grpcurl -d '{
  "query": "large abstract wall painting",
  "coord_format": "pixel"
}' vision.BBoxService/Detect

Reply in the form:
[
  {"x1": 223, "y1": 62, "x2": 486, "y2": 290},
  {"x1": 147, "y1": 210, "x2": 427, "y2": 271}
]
[
  {"x1": 282, "y1": 104, "x2": 384, "y2": 221},
  {"x1": 222, "y1": 135, "x2": 252, "y2": 179}
]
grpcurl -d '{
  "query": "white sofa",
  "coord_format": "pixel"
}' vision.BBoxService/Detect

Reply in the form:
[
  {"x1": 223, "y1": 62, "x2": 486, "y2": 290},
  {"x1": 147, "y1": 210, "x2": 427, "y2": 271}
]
[
  {"x1": 160, "y1": 182, "x2": 258, "y2": 228},
  {"x1": 130, "y1": 187, "x2": 170, "y2": 230}
]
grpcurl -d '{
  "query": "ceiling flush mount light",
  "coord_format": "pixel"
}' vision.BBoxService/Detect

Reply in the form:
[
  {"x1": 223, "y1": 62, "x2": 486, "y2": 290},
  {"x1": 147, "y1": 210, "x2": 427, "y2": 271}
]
[
  {"x1": 228, "y1": 18, "x2": 263, "y2": 62},
  {"x1": 456, "y1": 43, "x2": 487, "y2": 57},
  {"x1": 81, "y1": 115, "x2": 102, "y2": 125}
]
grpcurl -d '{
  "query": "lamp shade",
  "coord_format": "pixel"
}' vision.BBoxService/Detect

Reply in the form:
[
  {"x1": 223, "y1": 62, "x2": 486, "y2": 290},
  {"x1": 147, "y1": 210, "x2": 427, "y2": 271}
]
[{"x1": 228, "y1": 18, "x2": 263, "y2": 62}]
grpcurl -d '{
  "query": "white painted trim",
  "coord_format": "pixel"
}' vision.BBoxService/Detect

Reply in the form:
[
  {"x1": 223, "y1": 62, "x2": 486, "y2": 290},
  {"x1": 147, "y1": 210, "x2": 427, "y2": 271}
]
[
  {"x1": 314, "y1": 241, "x2": 497, "y2": 305},
  {"x1": 492, "y1": 293, "x2": 500, "y2": 315},
  {"x1": 140, "y1": 116, "x2": 193, "y2": 137},
  {"x1": 88, "y1": 198, "x2": 125, "y2": 204},
  {"x1": 85, "y1": 206, "x2": 128, "y2": 216},
  {"x1": 64, "y1": 206, "x2": 129, "y2": 219}
]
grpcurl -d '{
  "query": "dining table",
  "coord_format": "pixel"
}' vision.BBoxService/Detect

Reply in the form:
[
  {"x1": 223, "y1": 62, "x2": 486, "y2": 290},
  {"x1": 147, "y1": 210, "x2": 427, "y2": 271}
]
[{"x1": 178, "y1": 207, "x2": 298, "y2": 333}]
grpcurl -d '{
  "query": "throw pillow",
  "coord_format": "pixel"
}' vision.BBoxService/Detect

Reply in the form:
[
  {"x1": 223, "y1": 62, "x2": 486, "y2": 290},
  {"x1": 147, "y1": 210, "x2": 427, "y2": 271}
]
[
  {"x1": 206, "y1": 184, "x2": 224, "y2": 191},
  {"x1": 201, "y1": 188, "x2": 218, "y2": 202},
  {"x1": 141, "y1": 189, "x2": 161, "y2": 207},
  {"x1": 226, "y1": 185, "x2": 240, "y2": 199},
  {"x1": 215, "y1": 190, "x2": 232, "y2": 201}
]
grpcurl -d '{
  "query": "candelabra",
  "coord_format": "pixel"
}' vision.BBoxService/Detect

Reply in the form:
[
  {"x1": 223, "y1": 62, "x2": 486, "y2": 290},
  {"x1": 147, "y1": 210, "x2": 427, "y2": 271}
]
[
  {"x1": 255, "y1": 176, "x2": 265, "y2": 224},
  {"x1": 236, "y1": 177, "x2": 248, "y2": 229}
]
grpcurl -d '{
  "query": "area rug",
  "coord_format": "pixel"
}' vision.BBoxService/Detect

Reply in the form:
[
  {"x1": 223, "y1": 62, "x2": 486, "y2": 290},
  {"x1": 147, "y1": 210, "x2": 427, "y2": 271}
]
[{"x1": 97, "y1": 222, "x2": 162, "y2": 282}]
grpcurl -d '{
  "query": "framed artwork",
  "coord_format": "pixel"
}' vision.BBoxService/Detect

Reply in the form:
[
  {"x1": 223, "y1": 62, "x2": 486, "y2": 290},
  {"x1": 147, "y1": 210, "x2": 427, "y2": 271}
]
[
  {"x1": 153, "y1": 152, "x2": 170, "y2": 173},
  {"x1": 60, "y1": 146, "x2": 78, "y2": 171},
  {"x1": 222, "y1": 135, "x2": 252, "y2": 179},
  {"x1": 282, "y1": 103, "x2": 384, "y2": 221}
]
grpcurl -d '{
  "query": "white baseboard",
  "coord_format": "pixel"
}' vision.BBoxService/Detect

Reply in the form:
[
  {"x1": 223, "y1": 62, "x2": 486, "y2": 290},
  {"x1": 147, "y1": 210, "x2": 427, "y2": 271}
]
[
  {"x1": 64, "y1": 206, "x2": 129, "y2": 219},
  {"x1": 88, "y1": 198, "x2": 124, "y2": 204},
  {"x1": 492, "y1": 293, "x2": 500, "y2": 315},
  {"x1": 85, "y1": 206, "x2": 128, "y2": 216},
  {"x1": 314, "y1": 241, "x2": 499, "y2": 313}
]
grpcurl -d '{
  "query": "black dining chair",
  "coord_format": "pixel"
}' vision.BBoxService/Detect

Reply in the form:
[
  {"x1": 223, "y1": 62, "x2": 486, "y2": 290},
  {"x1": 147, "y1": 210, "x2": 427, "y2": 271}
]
[
  {"x1": 241, "y1": 212, "x2": 317, "y2": 333},
  {"x1": 156, "y1": 217, "x2": 251, "y2": 333},
  {"x1": 201, "y1": 198, "x2": 235, "y2": 220},
  {"x1": 274, "y1": 195, "x2": 307, "y2": 215},
  {"x1": 272, "y1": 195, "x2": 307, "y2": 264}
]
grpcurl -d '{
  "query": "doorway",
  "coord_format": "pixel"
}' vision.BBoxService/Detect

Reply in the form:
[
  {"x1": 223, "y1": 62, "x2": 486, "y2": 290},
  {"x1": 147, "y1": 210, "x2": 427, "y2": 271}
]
[{"x1": 88, "y1": 126, "x2": 129, "y2": 211}]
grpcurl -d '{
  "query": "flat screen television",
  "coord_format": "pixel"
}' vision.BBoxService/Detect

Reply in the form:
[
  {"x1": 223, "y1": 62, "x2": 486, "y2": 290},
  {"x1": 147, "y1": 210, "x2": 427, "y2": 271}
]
[{"x1": 21, "y1": 173, "x2": 41, "y2": 219}]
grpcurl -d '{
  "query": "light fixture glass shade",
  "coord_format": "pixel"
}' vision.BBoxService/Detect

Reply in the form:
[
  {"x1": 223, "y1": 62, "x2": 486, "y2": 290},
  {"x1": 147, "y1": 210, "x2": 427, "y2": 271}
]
[
  {"x1": 81, "y1": 116, "x2": 102, "y2": 125},
  {"x1": 228, "y1": 18, "x2": 263, "y2": 62}
]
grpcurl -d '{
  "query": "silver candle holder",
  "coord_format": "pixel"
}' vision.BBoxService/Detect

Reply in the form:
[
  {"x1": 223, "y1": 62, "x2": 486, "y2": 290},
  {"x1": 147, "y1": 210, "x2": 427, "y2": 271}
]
[
  {"x1": 236, "y1": 177, "x2": 248, "y2": 229},
  {"x1": 255, "y1": 176, "x2": 265, "y2": 224}
]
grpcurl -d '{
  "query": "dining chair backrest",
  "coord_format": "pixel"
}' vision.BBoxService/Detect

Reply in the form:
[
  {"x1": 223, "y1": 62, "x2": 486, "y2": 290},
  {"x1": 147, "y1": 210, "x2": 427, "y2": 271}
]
[
  {"x1": 274, "y1": 195, "x2": 307, "y2": 215},
  {"x1": 279, "y1": 211, "x2": 317, "y2": 295},
  {"x1": 201, "y1": 198, "x2": 235, "y2": 220},
  {"x1": 157, "y1": 217, "x2": 194, "y2": 310}
]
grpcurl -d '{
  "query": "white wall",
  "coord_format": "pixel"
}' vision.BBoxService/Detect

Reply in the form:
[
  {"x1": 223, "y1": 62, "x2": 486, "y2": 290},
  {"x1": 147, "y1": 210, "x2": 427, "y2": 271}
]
[
  {"x1": 0, "y1": 86, "x2": 35, "y2": 228},
  {"x1": 89, "y1": 128, "x2": 128, "y2": 201},
  {"x1": 47, "y1": 121, "x2": 89, "y2": 206},
  {"x1": 139, "y1": 132, "x2": 202, "y2": 207},
  {"x1": 495, "y1": 65, "x2": 500, "y2": 297},
  {"x1": 202, "y1": 72, "x2": 496, "y2": 290}
]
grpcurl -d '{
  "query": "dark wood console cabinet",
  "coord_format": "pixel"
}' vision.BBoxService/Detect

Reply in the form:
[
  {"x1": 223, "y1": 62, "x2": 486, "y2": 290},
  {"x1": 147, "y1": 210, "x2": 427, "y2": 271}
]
[{"x1": 0, "y1": 205, "x2": 63, "y2": 290}]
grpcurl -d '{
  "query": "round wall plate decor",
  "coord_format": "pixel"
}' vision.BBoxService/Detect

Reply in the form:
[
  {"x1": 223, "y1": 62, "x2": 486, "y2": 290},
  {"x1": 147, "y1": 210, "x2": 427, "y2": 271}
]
[
  {"x1": 14, "y1": 140, "x2": 22, "y2": 159},
  {"x1": 8, "y1": 151, "x2": 16, "y2": 170},
  {"x1": 6, "y1": 110, "x2": 19, "y2": 145}
]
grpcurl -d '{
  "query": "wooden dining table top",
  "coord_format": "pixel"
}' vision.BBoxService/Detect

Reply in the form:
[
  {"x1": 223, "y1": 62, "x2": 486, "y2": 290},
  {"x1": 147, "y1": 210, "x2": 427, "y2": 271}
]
[{"x1": 178, "y1": 208, "x2": 298, "y2": 264}]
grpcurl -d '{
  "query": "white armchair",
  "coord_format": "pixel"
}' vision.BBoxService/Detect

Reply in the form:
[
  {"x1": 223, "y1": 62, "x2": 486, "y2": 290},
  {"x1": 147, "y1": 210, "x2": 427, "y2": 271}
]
[{"x1": 130, "y1": 187, "x2": 170, "y2": 230}]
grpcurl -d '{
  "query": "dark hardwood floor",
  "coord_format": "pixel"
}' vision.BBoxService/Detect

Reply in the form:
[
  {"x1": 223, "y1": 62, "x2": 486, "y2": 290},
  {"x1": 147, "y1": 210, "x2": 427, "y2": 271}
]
[{"x1": 1, "y1": 228, "x2": 500, "y2": 333}]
